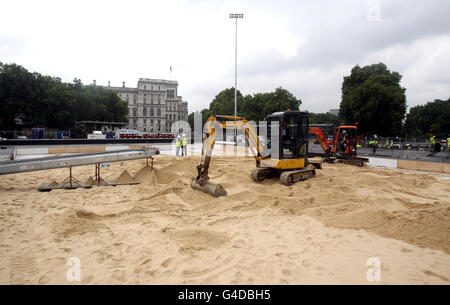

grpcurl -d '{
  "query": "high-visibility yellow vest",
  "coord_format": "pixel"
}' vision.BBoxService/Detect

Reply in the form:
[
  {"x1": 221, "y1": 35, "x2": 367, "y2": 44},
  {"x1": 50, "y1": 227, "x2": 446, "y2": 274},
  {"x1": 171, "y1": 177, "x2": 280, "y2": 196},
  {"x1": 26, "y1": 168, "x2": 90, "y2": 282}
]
[
  {"x1": 176, "y1": 138, "x2": 181, "y2": 147},
  {"x1": 181, "y1": 137, "x2": 187, "y2": 146},
  {"x1": 430, "y1": 136, "x2": 435, "y2": 144}
]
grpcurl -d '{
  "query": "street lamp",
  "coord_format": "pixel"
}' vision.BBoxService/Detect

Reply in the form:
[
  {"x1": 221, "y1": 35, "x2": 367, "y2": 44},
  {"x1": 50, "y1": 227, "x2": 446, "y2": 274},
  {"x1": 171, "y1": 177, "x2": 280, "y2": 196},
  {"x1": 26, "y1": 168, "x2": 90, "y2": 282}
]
[{"x1": 229, "y1": 13, "x2": 244, "y2": 144}]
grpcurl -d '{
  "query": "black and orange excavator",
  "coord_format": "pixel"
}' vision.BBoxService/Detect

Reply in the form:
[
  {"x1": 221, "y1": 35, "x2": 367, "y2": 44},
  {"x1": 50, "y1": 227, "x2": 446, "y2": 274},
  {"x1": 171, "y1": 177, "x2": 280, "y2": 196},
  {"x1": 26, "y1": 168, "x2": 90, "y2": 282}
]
[{"x1": 308, "y1": 125, "x2": 369, "y2": 166}]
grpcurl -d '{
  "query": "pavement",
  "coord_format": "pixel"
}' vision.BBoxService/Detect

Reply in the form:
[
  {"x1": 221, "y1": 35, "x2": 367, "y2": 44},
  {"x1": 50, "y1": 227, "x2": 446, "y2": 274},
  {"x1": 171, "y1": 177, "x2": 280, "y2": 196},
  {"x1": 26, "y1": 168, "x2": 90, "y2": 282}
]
[{"x1": 308, "y1": 143, "x2": 449, "y2": 164}]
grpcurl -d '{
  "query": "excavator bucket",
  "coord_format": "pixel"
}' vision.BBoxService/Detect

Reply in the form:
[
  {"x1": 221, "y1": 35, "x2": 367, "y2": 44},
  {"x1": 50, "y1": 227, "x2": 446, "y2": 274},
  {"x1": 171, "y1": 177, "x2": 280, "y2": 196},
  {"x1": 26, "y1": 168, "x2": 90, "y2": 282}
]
[{"x1": 191, "y1": 178, "x2": 227, "y2": 197}]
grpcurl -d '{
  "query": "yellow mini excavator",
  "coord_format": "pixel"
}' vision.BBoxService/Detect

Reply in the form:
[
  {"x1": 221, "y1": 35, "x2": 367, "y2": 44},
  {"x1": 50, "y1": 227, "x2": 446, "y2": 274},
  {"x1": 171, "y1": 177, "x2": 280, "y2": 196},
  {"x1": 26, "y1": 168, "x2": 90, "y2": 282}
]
[{"x1": 191, "y1": 111, "x2": 321, "y2": 197}]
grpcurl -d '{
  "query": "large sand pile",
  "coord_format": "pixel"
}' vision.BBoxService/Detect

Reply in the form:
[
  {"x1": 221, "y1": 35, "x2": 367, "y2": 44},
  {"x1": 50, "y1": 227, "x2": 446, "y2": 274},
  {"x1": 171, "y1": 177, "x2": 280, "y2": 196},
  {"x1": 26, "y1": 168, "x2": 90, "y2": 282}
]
[{"x1": 0, "y1": 155, "x2": 449, "y2": 284}]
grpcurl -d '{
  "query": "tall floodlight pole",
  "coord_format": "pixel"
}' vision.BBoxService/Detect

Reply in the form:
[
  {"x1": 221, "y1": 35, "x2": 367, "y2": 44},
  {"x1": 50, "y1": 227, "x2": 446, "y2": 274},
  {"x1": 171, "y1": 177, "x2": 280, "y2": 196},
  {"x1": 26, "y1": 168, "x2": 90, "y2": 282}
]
[{"x1": 229, "y1": 13, "x2": 243, "y2": 144}]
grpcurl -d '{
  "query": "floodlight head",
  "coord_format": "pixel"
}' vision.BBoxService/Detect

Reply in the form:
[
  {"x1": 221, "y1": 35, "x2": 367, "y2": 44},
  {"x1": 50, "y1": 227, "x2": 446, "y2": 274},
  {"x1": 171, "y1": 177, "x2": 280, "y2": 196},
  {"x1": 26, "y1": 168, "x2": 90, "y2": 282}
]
[{"x1": 229, "y1": 13, "x2": 244, "y2": 19}]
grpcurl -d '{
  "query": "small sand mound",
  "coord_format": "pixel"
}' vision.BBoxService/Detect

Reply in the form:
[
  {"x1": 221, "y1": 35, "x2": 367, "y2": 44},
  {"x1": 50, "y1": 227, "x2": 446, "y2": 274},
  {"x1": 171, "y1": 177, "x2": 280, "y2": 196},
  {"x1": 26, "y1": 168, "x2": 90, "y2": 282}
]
[
  {"x1": 134, "y1": 166, "x2": 158, "y2": 183},
  {"x1": 90, "y1": 177, "x2": 107, "y2": 185},
  {"x1": 84, "y1": 176, "x2": 95, "y2": 185},
  {"x1": 52, "y1": 210, "x2": 108, "y2": 238},
  {"x1": 48, "y1": 181, "x2": 59, "y2": 187},
  {"x1": 115, "y1": 170, "x2": 137, "y2": 184}
]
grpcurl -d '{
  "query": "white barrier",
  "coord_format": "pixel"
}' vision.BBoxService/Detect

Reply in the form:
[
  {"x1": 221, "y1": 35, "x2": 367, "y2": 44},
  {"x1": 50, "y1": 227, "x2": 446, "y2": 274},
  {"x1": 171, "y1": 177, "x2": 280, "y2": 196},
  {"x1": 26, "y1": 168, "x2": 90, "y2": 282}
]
[
  {"x1": 16, "y1": 147, "x2": 49, "y2": 155},
  {"x1": 368, "y1": 157, "x2": 398, "y2": 169},
  {"x1": 105, "y1": 145, "x2": 130, "y2": 152}
]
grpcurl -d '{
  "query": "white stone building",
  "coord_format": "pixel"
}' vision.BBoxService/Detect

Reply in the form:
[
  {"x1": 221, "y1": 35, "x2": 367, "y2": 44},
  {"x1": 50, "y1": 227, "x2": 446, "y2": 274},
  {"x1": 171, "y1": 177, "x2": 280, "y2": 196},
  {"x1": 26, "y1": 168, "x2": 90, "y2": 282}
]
[{"x1": 107, "y1": 78, "x2": 188, "y2": 133}]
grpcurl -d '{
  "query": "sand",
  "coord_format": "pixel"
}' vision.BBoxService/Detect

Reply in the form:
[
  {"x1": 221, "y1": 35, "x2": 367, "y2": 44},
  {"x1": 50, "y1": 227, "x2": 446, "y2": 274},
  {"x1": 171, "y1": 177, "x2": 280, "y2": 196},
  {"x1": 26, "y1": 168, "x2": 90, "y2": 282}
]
[{"x1": 0, "y1": 155, "x2": 449, "y2": 284}]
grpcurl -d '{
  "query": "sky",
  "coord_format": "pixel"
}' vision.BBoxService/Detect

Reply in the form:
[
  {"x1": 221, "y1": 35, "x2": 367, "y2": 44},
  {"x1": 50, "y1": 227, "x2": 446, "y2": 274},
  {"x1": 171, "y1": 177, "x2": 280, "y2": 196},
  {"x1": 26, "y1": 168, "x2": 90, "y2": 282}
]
[{"x1": 0, "y1": 0, "x2": 449, "y2": 113}]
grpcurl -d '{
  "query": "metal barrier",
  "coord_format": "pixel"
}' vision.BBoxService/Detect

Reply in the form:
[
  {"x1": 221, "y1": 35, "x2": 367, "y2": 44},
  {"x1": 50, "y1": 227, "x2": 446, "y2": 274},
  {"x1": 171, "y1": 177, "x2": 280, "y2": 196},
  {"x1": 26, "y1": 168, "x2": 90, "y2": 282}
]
[{"x1": 0, "y1": 147, "x2": 159, "y2": 175}]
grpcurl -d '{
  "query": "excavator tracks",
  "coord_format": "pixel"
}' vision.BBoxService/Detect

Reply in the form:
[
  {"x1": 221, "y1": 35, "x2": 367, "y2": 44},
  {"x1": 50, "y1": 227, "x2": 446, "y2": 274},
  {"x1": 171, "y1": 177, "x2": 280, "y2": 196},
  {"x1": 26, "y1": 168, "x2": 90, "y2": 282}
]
[
  {"x1": 323, "y1": 156, "x2": 368, "y2": 167},
  {"x1": 250, "y1": 167, "x2": 277, "y2": 182},
  {"x1": 279, "y1": 168, "x2": 316, "y2": 186}
]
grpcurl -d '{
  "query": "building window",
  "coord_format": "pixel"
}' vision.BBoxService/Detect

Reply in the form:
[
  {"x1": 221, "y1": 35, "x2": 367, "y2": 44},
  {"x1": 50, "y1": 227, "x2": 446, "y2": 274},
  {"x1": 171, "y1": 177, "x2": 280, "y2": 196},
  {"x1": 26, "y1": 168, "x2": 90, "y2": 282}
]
[
  {"x1": 150, "y1": 96, "x2": 154, "y2": 104},
  {"x1": 143, "y1": 97, "x2": 146, "y2": 104},
  {"x1": 150, "y1": 108, "x2": 154, "y2": 116},
  {"x1": 143, "y1": 119, "x2": 147, "y2": 124},
  {"x1": 133, "y1": 119, "x2": 137, "y2": 124},
  {"x1": 133, "y1": 109, "x2": 137, "y2": 117},
  {"x1": 133, "y1": 98, "x2": 137, "y2": 105},
  {"x1": 158, "y1": 120, "x2": 161, "y2": 125},
  {"x1": 157, "y1": 96, "x2": 160, "y2": 104},
  {"x1": 144, "y1": 128, "x2": 146, "y2": 131},
  {"x1": 167, "y1": 89, "x2": 175, "y2": 99},
  {"x1": 144, "y1": 85, "x2": 146, "y2": 90},
  {"x1": 151, "y1": 119, "x2": 153, "y2": 124},
  {"x1": 157, "y1": 108, "x2": 161, "y2": 116},
  {"x1": 143, "y1": 108, "x2": 147, "y2": 116}
]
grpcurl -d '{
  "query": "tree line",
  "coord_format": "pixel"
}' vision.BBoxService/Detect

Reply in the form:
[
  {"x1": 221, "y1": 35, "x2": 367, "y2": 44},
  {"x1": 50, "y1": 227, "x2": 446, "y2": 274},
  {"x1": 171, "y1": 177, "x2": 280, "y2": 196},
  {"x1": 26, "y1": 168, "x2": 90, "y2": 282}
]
[
  {"x1": 0, "y1": 62, "x2": 128, "y2": 131},
  {"x1": 188, "y1": 87, "x2": 303, "y2": 127},
  {"x1": 404, "y1": 99, "x2": 450, "y2": 138},
  {"x1": 1, "y1": 62, "x2": 447, "y2": 138}
]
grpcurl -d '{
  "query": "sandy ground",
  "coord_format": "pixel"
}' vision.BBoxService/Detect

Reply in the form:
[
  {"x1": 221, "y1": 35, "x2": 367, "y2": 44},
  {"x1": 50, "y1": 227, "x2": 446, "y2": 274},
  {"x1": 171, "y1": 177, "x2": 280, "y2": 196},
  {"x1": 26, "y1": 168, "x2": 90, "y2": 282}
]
[{"x1": 0, "y1": 155, "x2": 449, "y2": 284}]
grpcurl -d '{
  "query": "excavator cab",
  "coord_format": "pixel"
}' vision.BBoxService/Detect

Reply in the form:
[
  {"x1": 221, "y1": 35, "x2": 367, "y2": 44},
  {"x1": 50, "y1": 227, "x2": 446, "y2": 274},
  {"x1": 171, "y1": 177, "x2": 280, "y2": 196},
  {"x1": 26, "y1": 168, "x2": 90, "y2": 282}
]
[
  {"x1": 266, "y1": 111, "x2": 309, "y2": 160},
  {"x1": 191, "y1": 111, "x2": 318, "y2": 197},
  {"x1": 334, "y1": 126, "x2": 358, "y2": 156}
]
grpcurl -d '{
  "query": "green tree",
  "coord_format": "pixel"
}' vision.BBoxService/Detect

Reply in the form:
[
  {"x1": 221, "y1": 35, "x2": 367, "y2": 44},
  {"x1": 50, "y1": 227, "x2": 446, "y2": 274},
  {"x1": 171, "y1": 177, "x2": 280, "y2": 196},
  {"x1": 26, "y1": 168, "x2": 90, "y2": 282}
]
[
  {"x1": 241, "y1": 87, "x2": 302, "y2": 122},
  {"x1": 404, "y1": 99, "x2": 450, "y2": 138},
  {"x1": 339, "y1": 63, "x2": 407, "y2": 136},
  {"x1": 0, "y1": 62, "x2": 34, "y2": 128},
  {"x1": 188, "y1": 87, "x2": 303, "y2": 127},
  {"x1": 0, "y1": 62, "x2": 128, "y2": 131},
  {"x1": 208, "y1": 87, "x2": 244, "y2": 117},
  {"x1": 308, "y1": 112, "x2": 342, "y2": 129},
  {"x1": 188, "y1": 87, "x2": 302, "y2": 130}
]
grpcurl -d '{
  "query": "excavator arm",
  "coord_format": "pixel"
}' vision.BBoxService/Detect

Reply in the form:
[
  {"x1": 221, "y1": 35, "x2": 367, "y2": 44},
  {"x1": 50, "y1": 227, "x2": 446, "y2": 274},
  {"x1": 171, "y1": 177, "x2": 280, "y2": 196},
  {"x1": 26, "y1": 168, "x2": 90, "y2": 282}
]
[
  {"x1": 308, "y1": 127, "x2": 332, "y2": 155},
  {"x1": 192, "y1": 115, "x2": 266, "y2": 196}
]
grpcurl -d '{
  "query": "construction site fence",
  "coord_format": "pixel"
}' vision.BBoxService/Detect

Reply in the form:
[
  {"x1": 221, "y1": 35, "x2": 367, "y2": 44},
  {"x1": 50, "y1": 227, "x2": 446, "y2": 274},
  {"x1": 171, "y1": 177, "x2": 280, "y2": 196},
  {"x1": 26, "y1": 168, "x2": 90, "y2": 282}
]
[{"x1": 0, "y1": 129, "x2": 63, "y2": 139}]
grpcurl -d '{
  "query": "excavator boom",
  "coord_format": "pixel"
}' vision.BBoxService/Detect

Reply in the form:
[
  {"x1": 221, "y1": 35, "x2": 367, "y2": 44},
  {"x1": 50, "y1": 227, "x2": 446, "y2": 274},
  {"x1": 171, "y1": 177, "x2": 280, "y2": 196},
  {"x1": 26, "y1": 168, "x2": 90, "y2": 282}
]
[{"x1": 192, "y1": 115, "x2": 266, "y2": 197}]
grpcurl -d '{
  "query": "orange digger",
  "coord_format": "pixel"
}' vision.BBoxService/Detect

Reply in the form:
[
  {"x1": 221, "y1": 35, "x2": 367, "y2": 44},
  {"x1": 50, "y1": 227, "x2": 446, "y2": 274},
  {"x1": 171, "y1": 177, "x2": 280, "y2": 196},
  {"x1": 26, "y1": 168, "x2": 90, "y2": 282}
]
[{"x1": 308, "y1": 125, "x2": 369, "y2": 166}]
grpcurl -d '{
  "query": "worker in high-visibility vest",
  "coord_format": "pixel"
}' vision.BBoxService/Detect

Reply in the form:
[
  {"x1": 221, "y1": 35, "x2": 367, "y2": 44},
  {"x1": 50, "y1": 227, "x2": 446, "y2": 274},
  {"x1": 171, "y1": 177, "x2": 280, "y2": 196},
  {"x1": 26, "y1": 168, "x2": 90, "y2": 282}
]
[
  {"x1": 175, "y1": 135, "x2": 182, "y2": 156},
  {"x1": 372, "y1": 139, "x2": 378, "y2": 154},
  {"x1": 430, "y1": 134, "x2": 436, "y2": 151},
  {"x1": 447, "y1": 134, "x2": 450, "y2": 158},
  {"x1": 181, "y1": 133, "x2": 187, "y2": 156}
]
